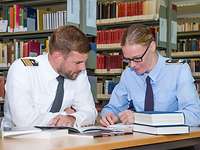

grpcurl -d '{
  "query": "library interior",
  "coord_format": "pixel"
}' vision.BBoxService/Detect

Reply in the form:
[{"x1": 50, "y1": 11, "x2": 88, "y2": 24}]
[{"x1": 0, "y1": 0, "x2": 200, "y2": 150}]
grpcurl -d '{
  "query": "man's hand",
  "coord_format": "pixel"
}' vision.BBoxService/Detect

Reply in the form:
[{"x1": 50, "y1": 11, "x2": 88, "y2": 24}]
[
  {"x1": 100, "y1": 112, "x2": 119, "y2": 127},
  {"x1": 64, "y1": 106, "x2": 76, "y2": 114},
  {"x1": 49, "y1": 115, "x2": 76, "y2": 127},
  {"x1": 119, "y1": 110, "x2": 134, "y2": 124}
]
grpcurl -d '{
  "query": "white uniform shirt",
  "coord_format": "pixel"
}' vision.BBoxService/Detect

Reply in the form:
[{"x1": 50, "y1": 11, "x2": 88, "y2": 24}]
[{"x1": 3, "y1": 54, "x2": 97, "y2": 128}]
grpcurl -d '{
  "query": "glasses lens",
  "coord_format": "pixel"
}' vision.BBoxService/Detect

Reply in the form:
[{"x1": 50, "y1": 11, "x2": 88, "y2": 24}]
[
  {"x1": 123, "y1": 58, "x2": 129, "y2": 63},
  {"x1": 133, "y1": 58, "x2": 142, "y2": 62}
]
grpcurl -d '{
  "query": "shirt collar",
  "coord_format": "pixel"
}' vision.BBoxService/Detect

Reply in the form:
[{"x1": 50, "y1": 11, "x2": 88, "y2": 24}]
[{"x1": 148, "y1": 53, "x2": 166, "y2": 82}]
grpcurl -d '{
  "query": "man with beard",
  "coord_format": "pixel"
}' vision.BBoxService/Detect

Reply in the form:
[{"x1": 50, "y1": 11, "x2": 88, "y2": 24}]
[
  {"x1": 3, "y1": 25, "x2": 97, "y2": 128},
  {"x1": 100, "y1": 24, "x2": 200, "y2": 128}
]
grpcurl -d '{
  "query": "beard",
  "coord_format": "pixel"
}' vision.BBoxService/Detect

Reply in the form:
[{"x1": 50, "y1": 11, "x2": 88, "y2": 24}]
[
  {"x1": 64, "y1": 71, "x2": 80, "y2": 80},
  {"x1": 57, "y1": 64, "x2": 81, "y2": 80}
]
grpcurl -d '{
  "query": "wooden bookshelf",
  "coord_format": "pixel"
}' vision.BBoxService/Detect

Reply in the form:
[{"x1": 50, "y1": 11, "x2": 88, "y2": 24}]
[
  {"x1": 97, "y1": 14, "x2": 159, "y2": 26},
  {"x1": 0, "y1": 30, "x2": 53, "y2": 40},
  {"x1": 95, "y1": 69, "x2": 123, "y2": 75},
  {"x1": 97, "y1": 94, "x2": 111, "y2": 101},
  {"x1": 0, "y1": 0, "x2": 66, "y2": 6},
  {"x1": 177, "y1": 31, "x2": 200, "y2": 38},
  {"x1": 97, "y1": 43, "x2": 121, "y2": 51},
  {"x1": 193, "y1": 72, "x2": 200, "y2": 79},
  {"x1": 171, "y1": 51, "x2": 200, "y2": 58}
]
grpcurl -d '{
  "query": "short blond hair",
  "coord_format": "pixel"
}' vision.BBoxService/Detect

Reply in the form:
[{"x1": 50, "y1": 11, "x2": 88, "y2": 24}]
[{"x1": 121, "y1": 24, "x2": 154, "y2": 47}]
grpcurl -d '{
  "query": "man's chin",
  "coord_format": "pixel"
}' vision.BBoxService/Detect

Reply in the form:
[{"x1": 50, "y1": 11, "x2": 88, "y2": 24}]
[
  {"x1": 132, "y1": 68, "x2": 144, "y2": 75},
  {"x1": 68, "y1": 73, "x2": 79, "y2": 80}
]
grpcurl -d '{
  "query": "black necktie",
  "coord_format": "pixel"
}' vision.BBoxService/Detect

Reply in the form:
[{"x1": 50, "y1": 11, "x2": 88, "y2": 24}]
[
  {"x1": 144, "y1": 76, "x2": 154, "y2": 111},
  {"x1": 50, "y1": 75, "x2": 64, "y2": 113}
]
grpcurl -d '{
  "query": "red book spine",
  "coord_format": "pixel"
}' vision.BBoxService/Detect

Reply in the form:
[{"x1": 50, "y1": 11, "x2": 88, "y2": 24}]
[{"x1": 9, "y1": 7, "x2": 14, "y2": 32}]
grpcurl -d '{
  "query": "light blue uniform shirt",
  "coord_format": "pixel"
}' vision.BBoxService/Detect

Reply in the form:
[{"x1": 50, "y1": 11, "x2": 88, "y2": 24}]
[{"x1": 101, "y1": 54, "x2": 200, "y2": 126}]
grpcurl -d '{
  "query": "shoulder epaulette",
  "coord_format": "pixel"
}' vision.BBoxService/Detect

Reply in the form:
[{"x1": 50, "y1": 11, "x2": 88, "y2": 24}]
[
  {"x1": 165, "y1": 59, "x2": 186, "y2": 64},
  {"x1": 21, "y1": 58, "x2": 39, "y2": 66}
]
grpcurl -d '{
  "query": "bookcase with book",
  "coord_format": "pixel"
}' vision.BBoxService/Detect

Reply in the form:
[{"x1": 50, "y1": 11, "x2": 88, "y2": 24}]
[
  {"x1": 172, "y1": 1, "x2": 200, "y2": 96},
  {"x1": 0, "y1": 0, "x2": 97, "y2": 116},
  {"x1": 95, "y1": 0, "x2": 177, "y2": 109}
]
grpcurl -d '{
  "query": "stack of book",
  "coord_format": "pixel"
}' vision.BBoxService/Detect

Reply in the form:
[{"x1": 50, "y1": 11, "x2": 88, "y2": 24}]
[{"x1": 133, "y1": 111, "x2": 189, "y2": 135}]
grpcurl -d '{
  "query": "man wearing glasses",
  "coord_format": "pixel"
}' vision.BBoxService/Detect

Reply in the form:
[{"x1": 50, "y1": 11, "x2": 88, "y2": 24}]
[{"x1": 100, "y1": 24, "x2": 200, "y2": 127}]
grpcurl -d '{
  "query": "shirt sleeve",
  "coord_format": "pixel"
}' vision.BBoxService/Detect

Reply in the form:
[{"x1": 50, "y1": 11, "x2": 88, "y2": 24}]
[
  {"x1": 4, "y1": 59, "x2": 58, "y2": 127},
  {"x1": 69, "y1": 71, "x2": 97, "y2": 128},
  {"x1": 100, "y1": 71, "x2": 130, "y2": 117},
  {"x1": 176, "y1": 63, "x2": 200, "y2": 126}
]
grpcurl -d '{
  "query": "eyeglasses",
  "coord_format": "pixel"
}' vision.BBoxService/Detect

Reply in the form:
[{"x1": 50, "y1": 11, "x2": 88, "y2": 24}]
[{"x1": 123, "y1": 43, "x2": 151, "y2": 63}]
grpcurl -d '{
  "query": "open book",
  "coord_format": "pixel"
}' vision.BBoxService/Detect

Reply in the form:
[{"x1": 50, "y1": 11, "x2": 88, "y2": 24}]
[
  {"x1": 35, "y1": 125, "x2": 112, "y2": 133},
  {"x1": 35, "y1": 125, "x2": 133, "y2": 138}
]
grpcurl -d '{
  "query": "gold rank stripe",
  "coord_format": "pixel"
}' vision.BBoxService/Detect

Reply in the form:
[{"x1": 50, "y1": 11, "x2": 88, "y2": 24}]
[{"x1": 21, "y1": 59, "x2": 33, "y2": 66}]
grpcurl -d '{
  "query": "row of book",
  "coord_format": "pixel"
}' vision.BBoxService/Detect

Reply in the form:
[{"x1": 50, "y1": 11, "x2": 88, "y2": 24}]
[
  {"x1": 97, "y1": 0, "x2": 158, "y2": 20},
  {"x1": 177, "y1": 21, "x2": 200, "y2": 32},
  {"x1": 177, "y1": 38, "x2": 200, "y2": 52},
  {"x1": 0, "y1": 75, "x2": 5, "y2": 101},
  {"x1": 0, "y1": 4, "x2": 67, "y2": 32},
  {"x1": 195, "y1": 80, "x2": 200, "y2": 95},
  {"x1": 187, "y1": 59, "x2": 200, "y2": 73},
  {"x1": 97, "y1": 28, "x2": 125, "y2": 44},
  {"x1": 97, "y1": 79, "x2": 119, "y2": 96},
  {"x1": 0, "y1": 39, "x2": 49, "y2": 67},
  {"x1": 96, "y1": 53, "x2": 123, "y2": 69},
  {"x1": 97, "y1": 27, "x2": 157, "y2": 45}
]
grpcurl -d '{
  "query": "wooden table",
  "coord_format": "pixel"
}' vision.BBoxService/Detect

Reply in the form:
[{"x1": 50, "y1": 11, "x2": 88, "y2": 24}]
[{"x1": 1, "y1": 127, "x2": 200, "y2": 150}]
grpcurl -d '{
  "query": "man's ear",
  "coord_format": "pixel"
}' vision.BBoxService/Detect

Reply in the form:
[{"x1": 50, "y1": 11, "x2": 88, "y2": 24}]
[
  {"x1": 51, "y1": 51, "x2": 63, "y2": 61},
  {"x1": 150, "y1": 41, "x2": 156, "y2": 52}
]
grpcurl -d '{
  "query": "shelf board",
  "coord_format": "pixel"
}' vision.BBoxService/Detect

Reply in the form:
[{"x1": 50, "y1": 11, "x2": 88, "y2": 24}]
[
  {"x1": 0, "y1": 66, "x2": 9, "y2": 72},
  {"x1": 171, "y1": 51, "x2": 200, "y2": 58},
  {"x1": 193, "y1": 72, "x2": 200, "y2": 78},
  {"x1": 0, "y1": 0, "x2": 66, "y2": 7},
  {"x1": 95, "y1": 69, "x2": 123, "y2": 75},
  {"x1": 175, "y1": 0, "x2": 200, "y2": 7},
  {"x1": 177, "y1": 31, "x2": 200, "y2": 38},
  {"x1": 0, "y1": 30, "x2": 54, "y2": 40},
  {"x1": 97, "y1": 94, "x2": 110, "y2": 101},
  {"x1": 97, "y1": 43, "x2": 121, "y2": 51},
  {"x1": 97, "y1": 14, "x2": 159, "y2": 27}
]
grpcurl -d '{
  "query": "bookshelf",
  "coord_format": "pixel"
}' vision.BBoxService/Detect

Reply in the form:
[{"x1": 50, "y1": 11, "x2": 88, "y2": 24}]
[
  {"x1": 96, "y1": 14, "x2": 159, "y2": 26},
  {"x1": 0, "y1": 30, "x2": 53, "y2": 40},
  {"x1": 173, "y1": 0, "x2": 200, "y2": 96},
  {"x1": 95, "y1": 0, "x2": 177, "y2": 105}
]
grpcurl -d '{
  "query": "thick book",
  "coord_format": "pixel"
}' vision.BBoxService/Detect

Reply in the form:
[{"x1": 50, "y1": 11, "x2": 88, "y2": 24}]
[
  {"x1": 133, "y1": 124, "x2": 189, "y2": 135},
  {"x1": 134, "y1": 111, "x2": 185, "y2": 126}
]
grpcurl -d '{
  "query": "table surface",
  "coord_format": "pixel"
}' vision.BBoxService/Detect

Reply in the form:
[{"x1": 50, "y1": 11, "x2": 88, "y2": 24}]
[{"x1": 1, "y1": 127, "x2": 200, "y2": 150}]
